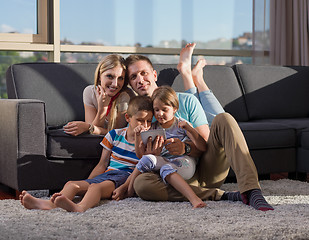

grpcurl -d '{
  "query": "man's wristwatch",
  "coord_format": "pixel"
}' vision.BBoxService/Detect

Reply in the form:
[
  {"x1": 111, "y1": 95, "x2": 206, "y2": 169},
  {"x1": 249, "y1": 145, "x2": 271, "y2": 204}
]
[
  {"x1": 88, "y1": 123, "x2": 94, "y2": 134},
  {"x1": 184, "y1": 142, "x2": 191, "y2": 155}
]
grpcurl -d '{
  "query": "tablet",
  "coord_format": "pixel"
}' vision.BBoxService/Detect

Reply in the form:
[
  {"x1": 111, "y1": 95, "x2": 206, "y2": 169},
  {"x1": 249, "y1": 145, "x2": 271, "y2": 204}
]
[{"x1": 140, "y1": 129, "x2": 166, "y2": 145}]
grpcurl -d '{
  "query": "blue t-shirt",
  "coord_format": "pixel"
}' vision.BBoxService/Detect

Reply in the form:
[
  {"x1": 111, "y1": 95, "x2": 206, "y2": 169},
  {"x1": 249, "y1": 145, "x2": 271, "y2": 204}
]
[{"x1": 175, "y1": 92, "x2": 208, "y2": 128}]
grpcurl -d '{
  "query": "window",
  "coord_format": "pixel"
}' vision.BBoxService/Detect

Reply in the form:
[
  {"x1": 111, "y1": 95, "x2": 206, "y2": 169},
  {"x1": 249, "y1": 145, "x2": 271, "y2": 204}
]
[
  {"x1": 60, "y1": 0, "x2": 253, "y2": 51},
  {"x1": 0, "y1": 0, "x2": 48, "y2": 43}
]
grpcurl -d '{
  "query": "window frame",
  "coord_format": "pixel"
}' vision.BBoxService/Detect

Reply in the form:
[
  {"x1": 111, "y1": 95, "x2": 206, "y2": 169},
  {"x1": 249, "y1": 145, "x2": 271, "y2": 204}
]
[{"x1": 0, "y1": 0, "x2": 264, "y2": 63}]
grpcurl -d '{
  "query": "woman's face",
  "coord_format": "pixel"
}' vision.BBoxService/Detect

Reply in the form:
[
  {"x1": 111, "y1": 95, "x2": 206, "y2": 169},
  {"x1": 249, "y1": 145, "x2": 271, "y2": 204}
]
[
  {"x1": 153, "y1": 98, "x2": 177, "y2": 128},
  {"x1": 99, "y1": 65, "x2": 126, "y2": 97}
]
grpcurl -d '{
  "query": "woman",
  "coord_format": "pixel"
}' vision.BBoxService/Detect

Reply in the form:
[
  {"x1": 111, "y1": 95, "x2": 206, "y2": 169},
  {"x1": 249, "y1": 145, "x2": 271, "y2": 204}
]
[{"x1": 64, "y1": 54, "x2": 135, "y2": 136}]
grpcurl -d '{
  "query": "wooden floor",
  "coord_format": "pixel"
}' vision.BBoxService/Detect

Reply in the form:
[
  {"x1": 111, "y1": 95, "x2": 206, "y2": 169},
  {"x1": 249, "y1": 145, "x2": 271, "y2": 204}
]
[{"x1": 1, "y1": 173, "x2": 308, "y2": 200}]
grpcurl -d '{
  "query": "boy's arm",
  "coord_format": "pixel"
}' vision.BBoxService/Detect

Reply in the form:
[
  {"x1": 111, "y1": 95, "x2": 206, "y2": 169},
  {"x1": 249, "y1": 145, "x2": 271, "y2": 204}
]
[
  {"x1": 112, "y1": 168, "x2": 141, "y2": 200},
  {"x1": 88, "y1": 148, "x2": 111, "y2": 179},
  {"x1": 134, "y1": 125, "x2": 147, "y2": 158},
  {"x1": 179, "y1": 120, "x2": 207, "y2": 151}
]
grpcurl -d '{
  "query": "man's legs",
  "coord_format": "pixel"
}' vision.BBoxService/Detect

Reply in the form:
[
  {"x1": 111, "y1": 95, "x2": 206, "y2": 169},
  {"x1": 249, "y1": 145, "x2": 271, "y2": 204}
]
[
  {"x1": 198, "y1": 112, "x2": 273, "y2": 211},
  {"x1": 198, "y1": 112, "x2": 260, "y2": 193},
  {"x1": 133, "y1": 172, "x2": 224, "y2": 202}
]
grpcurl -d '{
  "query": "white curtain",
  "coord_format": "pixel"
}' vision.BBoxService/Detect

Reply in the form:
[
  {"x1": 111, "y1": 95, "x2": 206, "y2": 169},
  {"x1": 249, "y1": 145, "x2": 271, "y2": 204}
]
[{"x1": 270, "y1": 0, "x2": 309, "y2": 66}]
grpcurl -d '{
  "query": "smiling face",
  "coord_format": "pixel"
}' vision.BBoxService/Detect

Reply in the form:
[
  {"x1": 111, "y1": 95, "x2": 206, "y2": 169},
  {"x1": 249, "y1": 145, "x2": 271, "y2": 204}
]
[
  {"x1": 100, "y1": 65, "x2": 125, "y2": 97},
  {"x1": 127, "y1": 60, "x2": 158, "y2": 97},
  {"x1": 153, "y1": 98, "x2": 177, "y2": 128},
  {"x1": 127, "y1": 110, "x2": 153, "y2": 131}
]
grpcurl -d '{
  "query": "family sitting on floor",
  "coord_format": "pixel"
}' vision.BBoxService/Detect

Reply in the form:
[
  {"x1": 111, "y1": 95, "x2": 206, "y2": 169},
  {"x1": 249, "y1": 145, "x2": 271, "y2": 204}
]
[{"x1": 20, "y1": 43, "x2": 274, "y2": 212}]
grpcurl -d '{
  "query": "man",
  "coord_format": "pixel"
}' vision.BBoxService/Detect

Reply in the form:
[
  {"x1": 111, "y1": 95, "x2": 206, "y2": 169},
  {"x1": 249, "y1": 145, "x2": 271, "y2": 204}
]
[{"x1": 125, "y1": 52, "x2": 273, "y2": 211}]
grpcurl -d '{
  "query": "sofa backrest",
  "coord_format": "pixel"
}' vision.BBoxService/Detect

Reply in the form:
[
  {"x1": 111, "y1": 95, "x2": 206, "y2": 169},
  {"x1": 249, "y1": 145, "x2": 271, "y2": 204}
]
[
  {"x1": 235, "y1": 64, "x2": 309, "y2": 120},
  {"x1": 6, "y1": 62, "x2": 249, "y2": 127},
  {"x1": 6, "y1": 63, "x2": 97, "y2": 127},
  {"x1": 154, "y1": 64, "x2": 249, "y2": 122}
]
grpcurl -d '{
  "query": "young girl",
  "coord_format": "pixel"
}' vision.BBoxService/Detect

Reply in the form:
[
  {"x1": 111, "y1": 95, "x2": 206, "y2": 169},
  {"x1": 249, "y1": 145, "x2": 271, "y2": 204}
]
[
  {"x1": 114, "y1": 86, "x2": 208, "y2": 208},
  {"x1": 64, "y1": 54, "x2": 135, "y2": 136}
]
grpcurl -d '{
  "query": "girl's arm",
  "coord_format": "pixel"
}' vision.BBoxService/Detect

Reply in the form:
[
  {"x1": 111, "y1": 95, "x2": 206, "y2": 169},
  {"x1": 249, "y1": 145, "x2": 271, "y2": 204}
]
[
  {"x1": 87, "y1": 148, "x2": 111, "y2": 179},
  {"x1": 179, "y1": 120, "x2": 207, "y2": 151}
]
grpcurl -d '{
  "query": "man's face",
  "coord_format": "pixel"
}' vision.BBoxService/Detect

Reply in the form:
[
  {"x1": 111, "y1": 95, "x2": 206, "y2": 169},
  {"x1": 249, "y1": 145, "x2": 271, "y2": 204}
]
[{"x1": 127, "y1": 60, "x2": 158, "y2": 96}]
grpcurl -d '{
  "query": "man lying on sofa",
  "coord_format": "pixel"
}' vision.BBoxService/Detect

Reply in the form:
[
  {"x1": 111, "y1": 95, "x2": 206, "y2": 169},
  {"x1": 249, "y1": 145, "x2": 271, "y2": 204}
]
[{"x1": 122, "y1": 44, "x2": 273, "y2": 211}]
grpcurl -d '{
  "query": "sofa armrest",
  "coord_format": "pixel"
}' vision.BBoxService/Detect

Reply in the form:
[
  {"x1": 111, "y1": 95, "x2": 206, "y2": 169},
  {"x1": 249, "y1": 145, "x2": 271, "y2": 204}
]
[{"x1": 0, "y1": 99, "x2": 46, "y2": 189}]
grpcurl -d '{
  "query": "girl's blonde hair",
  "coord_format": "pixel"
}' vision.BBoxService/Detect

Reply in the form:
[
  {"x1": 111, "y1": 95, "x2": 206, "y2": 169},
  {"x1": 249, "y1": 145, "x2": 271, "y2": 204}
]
[
  {"x1": 151, "y1": 85, "x2": 179, "y2": 110},
  {"x1": 94, "y1": 54, "x2": 128, "y2": 131}
]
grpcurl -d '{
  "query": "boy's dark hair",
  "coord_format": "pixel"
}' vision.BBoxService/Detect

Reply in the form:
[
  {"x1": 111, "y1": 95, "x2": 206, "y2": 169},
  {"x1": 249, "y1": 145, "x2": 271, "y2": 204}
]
[{"x1": 127, "y1": 95, "x2": 153, "y2": 117}]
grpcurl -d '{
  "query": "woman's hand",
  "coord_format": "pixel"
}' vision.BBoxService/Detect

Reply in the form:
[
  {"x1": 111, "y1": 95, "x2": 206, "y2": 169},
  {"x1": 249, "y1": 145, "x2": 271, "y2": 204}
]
[
  {"x1": 95, "y1": 85, "x2": 111, "y2": 113},
  {"x1": 63, "y1": 121, "x2": 89, "y2": 136}
]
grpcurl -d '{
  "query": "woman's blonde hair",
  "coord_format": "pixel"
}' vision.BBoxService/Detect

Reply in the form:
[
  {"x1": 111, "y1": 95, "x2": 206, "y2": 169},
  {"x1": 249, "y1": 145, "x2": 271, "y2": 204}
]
[
  {"x1": 94, "y1": 54, "x2": 128, "y2": 131},
  {"x1": 151, "y1": 85, "x2": 179, "y2": 110},
  {"x1": 94, "y1": 54, "x2": 127, "y2": 87}
]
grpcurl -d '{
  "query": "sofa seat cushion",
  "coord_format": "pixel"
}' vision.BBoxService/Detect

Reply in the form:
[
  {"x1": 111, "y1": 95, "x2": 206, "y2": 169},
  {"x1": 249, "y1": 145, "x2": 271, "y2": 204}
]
[
  {"x1": 47, "y1": 129, "x2": 103, "y2": 159},
  {"x1": 255, "y1": 118, "x2": 309, "y2": 149},
  {"x1": 238, "y1": 121, "x2": 296, "y2": 150}
]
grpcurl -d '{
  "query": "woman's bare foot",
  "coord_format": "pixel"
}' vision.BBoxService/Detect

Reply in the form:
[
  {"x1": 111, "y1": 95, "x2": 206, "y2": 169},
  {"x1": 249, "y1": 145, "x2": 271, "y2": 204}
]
[
  {"x1": 192, "y1": 58, "x2": 209, "y2": 92},
  {"x1": 177, "y1": 43, "x2": 196, "y2": 90},
  {"x1": 19, "y1": 191, "x2": 55, "y2": 210},
  {"x1": 54, "y1": 194, "x2": 84, "y2": 212}
]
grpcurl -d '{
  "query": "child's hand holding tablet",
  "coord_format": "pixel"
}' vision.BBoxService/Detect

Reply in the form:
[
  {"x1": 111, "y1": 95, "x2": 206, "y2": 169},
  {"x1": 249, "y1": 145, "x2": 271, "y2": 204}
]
[{"x1": 140, "y1": 129, "x2": 166, "y2": 145}]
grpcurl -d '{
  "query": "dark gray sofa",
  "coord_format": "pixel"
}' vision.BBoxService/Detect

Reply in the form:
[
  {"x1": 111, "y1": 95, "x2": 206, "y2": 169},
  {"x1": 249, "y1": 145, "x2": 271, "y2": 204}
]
[{"x1": 1, "y1": 62, "x2": 308, "y2": 191}]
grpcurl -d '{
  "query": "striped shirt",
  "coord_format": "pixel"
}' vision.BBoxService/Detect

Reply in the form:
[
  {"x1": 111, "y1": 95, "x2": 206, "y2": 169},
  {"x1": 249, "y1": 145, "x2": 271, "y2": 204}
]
[{"x1": 101, "y1": 127, "x2": 138, "y2": 173}]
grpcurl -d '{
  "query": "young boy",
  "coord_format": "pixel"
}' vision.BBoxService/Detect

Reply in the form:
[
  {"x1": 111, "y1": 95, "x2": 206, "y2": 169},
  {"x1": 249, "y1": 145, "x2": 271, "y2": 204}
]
[{"x1": 20, "y1": 95, "x2": 153, "y2": 212}]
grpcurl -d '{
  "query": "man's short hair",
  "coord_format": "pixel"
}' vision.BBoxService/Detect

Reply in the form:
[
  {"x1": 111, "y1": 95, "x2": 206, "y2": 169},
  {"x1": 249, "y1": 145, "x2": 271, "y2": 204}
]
[
  {"x1": 125, "y1": 55, "x2": 154, "y2": 70},
  {"x1": 127, "y1": 95, "x2": 153, "y2": 117}
]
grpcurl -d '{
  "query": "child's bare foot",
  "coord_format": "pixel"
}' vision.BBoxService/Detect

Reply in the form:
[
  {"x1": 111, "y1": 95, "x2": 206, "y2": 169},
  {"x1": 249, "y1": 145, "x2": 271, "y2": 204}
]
[
  {"x1": 19, "y1": 190, "x2": 55, "y2": 210},
  {"x1": 177, "y1": 43, "x2": 196, "y2": 76},
  {"x1": 54, "y1": 194, "x2": 84, "y2": 212},
  {"x1": 50, "y1": 192, "x2": 62, "y2": 204},
  {"x1": 192, "y1": 58, "x2": 209, "y2": 92}
]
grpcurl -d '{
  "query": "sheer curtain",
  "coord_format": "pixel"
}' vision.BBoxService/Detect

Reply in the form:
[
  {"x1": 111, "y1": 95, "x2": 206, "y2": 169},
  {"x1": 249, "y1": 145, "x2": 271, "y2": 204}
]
[{"x1": 269, "y1": 0, "x2": 309, "y2": 66}]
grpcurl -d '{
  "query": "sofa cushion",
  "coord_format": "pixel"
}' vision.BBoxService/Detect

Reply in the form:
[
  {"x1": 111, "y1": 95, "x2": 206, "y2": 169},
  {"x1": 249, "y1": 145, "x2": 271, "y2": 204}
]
[
  {"x1": 235, "y1": 65, "x2": 309, "y2": 120},
  {"x1": 238, "y1": 121, "x2": 296, "y2": 150},
  {"x1": 154, "y1": 64, "x2": 249, "y2": 122},
  {"x1": 6, "y1": 63, "x2": 98, "y2": 127},
  {"x1": 47, "y1": 129, "x2": 103, "y2": 159}
]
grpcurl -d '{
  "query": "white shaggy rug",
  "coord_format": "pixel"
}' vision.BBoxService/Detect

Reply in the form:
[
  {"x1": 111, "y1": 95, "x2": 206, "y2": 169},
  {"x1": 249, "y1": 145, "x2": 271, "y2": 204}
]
[{"x1": 0, "y1": 179, "x2": 308, "y2": 240}]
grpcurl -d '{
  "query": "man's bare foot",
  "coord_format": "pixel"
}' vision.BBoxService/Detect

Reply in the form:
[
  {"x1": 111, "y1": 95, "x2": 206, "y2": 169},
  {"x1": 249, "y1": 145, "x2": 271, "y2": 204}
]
[
  {"x1": 177, "y1": 43, "x2": 196, "y2": 76},
  {"x1": 54, "y1": 194, "x2": 84, "y2": 212},
  {"x1": 19, "y1": 191, "x2": 55, "y2": 210},
  {"x1": 191, "y1": 197, "x2": 207, "y2": 209}
]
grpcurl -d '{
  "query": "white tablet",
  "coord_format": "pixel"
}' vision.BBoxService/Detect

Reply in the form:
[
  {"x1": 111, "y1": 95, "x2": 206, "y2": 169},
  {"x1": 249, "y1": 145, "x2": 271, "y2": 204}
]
[{"x1": 140, "y1": 129, "x2": 166, "y2": 145}]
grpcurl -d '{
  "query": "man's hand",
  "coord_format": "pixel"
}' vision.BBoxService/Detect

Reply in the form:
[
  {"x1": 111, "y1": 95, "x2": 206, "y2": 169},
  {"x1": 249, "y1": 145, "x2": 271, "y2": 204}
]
[{"x1": 164, "y1": 138, "x2": 186, "y2": 155}]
